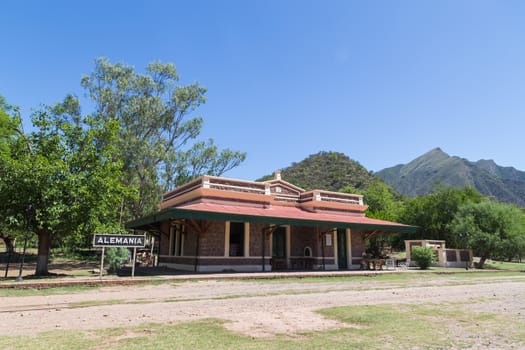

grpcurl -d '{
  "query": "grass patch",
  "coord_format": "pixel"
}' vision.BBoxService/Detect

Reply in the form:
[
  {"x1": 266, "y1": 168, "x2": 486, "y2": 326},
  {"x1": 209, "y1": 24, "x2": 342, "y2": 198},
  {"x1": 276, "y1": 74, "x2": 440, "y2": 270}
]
[
  {"x1": 0, "y1": 284, "x2": 101, "y2": 297},
  {"x1": 319, "y1": 302, "x2": 525, "y2": 349},
  {"x1": 483, "y1": 259, "x2": 525, "y2": 271},
  {"x1": 245, "y1": 270, "x2": 524, "y2": 284},
  {"x1": 2, "y1": 271, "x2": 523, "y2": 298},
  {"x1": 0, "y1": 319, "x2": 319, "y2": 350},
  {"x1": 245, "y1": 273, "x2": 424, "y2": 284},
  {"x1": 69, "y1": 299, "x2": 128, "y2": 308},
  {"x1": 0, "y1": 302, "x2": 523, "y2": 349},
  {"x1": 318, "y1": 304, "x2": 452, "y2": 349},
  {"x1": 0, "y1": 329, "x2": 99, "y2": 350}
]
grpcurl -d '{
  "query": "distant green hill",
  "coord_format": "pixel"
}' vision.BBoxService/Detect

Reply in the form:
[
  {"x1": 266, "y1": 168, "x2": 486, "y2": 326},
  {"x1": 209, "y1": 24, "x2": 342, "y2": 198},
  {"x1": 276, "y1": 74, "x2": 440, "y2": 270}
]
[
  {"x1": 376, "y1": 148, "x2": 525, "y2": 207},
  {"x1": 258, "y1": 151, "x2": 377, "y2": 191}
]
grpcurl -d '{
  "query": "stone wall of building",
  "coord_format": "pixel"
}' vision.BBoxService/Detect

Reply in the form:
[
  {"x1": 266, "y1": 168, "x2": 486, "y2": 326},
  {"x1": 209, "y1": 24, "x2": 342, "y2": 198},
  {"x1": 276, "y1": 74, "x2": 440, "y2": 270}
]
[
  {"x1": 290, "y1": 226, "x2": 319, "y2": 257},
  {"x1": 158, "y1": 221, "x2": 171, "y2": 256},
  {"x1": 351, "y1": 230, "x2": 366, "y2": 265},
  {"x1": 183, "y1": 224, "x2": 198, "y2": 258},
  {"x1": 320, "y1": 227, "x2": 335, "y2": 258},
  {"x1": 249, "y1": 223, "x2": 270, "y2": 257},
  {"x1": 158, "y1": 220, "x2": 369, "y2": 271},
  {"x1": 198, "y1": 220, "x2": 225, "y2": 257}
]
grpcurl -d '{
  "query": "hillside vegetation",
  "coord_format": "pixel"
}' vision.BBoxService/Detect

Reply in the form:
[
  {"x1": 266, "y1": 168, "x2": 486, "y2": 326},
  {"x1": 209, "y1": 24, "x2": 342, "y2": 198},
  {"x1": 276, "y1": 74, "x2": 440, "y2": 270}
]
[{"x1": 258, "y1": 151, "x2": 377, "y2": 191}]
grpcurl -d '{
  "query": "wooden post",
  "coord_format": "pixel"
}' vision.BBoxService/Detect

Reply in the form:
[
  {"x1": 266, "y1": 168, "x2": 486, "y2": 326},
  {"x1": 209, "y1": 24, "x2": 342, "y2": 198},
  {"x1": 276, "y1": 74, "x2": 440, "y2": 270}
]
[
  {"x1": 131, "y1": 247, "x2": 137, "y2": 278},
  {"x1": 261, "y1": 228, "x2": 265, "y2": 272},
  {"x1": 194, "y1": 234, "x2": 200, "y2": 272},
  {"x1": 100, "y1": 247, "x2": 105, "y2": 279},
  {"x1": 150, "y1": 237, "x2": 155, "y2": 266},
  {"x1": 320, "y1": 229, "x2": 325, "y2": 270}
]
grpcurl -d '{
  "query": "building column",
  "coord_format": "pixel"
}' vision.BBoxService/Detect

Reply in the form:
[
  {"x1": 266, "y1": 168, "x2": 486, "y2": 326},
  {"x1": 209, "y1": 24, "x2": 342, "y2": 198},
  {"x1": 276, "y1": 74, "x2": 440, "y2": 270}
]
[
  {"x1": 286, "y1": 225, "x2": 291, "y2": 268},
  {"x1": 224, "y1": 221, "x2": 230, "y2": 257},
  {"x1": 346, "y1": 228, "x2": 352, "y2": 268},
  {"x1": 333, "y1": 229, "x2": 338, "y2": 269},
  {"x1": 169, "y1": 225, "x2": 174, "y2": 256},
  {"x1": 244, "y1": 223, "x2": 250, "y2": 257}
]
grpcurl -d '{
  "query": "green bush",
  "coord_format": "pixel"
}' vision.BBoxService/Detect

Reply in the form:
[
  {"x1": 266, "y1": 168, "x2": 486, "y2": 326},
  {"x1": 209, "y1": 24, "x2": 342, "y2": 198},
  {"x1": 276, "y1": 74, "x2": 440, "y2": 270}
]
[
  {"x1": 104, "y1": 247, "x2": 130, "y2": 273},
  {"x1": 411, "y1": 246, "x2": 435, "y2": 270}
]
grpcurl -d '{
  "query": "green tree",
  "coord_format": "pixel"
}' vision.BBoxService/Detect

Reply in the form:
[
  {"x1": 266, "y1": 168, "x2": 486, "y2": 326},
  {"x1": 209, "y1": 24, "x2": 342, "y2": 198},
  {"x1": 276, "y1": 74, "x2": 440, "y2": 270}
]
[
  {"x1": 341, "y1": 180, "x2": 406, "y2": 256},
  {"x1": 81, "y1": 58, "x2": 246, "y2": 219},
  {"x1": 398, "y1": 186, "x2": 485, "y2": 249},
  {"x1": 0, "y1": 96, "x2": 24, "y2": 252},
  {"x1": 450, "y1": 201, "x2": 525, "y2": 268},
  {"x1": 0, "y1": 96, "x2": 16, "y2": 155},
  {"x1": 0, "y1": 95, "x2": 127, "y2": 275},
  {"x1": 2, "y1": 57, "x2": 247, "y2": 274},
  {"x1": 363, "y1": 180, "x2": 404, "y2": 221}
]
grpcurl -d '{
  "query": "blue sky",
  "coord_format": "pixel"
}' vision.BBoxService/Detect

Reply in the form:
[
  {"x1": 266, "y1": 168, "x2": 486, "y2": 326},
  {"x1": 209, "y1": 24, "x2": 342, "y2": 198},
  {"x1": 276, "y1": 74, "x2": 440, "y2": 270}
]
[{"x1": 2, "y1": 0, "x2": 525, "y2": 180}]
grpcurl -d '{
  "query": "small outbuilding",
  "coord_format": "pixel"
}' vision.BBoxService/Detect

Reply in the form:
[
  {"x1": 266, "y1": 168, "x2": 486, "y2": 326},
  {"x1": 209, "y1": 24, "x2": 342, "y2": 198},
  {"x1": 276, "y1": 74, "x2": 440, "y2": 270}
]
[
  {"x1": 126, "y1": 173, "x2": 416, "y2": 272},
  {"x1": 405, "y1": 240, "x2": 473, "y2": 268}
]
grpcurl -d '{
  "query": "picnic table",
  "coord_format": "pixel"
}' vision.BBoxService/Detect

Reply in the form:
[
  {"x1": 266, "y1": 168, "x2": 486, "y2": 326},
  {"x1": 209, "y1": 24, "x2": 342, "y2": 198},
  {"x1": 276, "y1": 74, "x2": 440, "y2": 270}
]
[{"x1": 368, "y1": 258, "x2": 385, "y2": 270}]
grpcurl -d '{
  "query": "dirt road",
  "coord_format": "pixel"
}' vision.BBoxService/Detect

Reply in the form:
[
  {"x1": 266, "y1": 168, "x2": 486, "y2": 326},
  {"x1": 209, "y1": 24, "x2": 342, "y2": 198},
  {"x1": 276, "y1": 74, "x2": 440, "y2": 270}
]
[{"x1": 1, "y1": 274, "x2": 524, "y2": 344}]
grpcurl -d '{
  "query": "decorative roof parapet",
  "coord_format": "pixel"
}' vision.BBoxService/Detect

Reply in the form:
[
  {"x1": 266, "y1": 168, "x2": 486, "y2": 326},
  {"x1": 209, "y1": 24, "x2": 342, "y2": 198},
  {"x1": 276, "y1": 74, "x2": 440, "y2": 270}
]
[
  {"x1": 163, "y1": 176, "x2": 268, "y2": 202},
  {"x1": 299, "y1": 190, "x2": 364, "y2": 206},
  {"x1": 160, "y1": 175, "x2": 366, "y2": 213}
]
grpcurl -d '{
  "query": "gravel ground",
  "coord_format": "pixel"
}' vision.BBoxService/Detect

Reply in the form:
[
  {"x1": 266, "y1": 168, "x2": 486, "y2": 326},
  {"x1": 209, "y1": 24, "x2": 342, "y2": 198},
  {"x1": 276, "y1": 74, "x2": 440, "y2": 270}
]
[{"x1": 0, "y1": 273, "x2": 524, "y2": 350}]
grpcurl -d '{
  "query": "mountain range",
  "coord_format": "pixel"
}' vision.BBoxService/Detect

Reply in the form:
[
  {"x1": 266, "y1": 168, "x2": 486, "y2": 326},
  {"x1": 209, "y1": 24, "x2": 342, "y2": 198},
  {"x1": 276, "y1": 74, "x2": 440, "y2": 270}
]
[
  {"x1": 259, "y1": 149, "x2": 525, "y2": 207},
  {"x1": 376, "y1": 148, "x2": 525, "y2": 207}
]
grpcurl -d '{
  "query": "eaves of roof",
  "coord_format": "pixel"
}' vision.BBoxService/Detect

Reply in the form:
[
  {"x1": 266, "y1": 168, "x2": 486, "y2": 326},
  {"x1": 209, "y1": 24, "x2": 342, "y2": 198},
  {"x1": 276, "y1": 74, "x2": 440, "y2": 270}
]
[{"x1": 126, "y1": 203, "x2": 416, "y2": 234}]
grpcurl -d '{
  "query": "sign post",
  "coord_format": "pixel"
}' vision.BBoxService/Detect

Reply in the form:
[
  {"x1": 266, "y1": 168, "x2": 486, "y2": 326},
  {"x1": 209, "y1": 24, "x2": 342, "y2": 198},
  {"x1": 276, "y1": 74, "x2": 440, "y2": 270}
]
[
  {"x1": 132, "y1": 247, "x2": 137, "y2": 278},
  {"x1": 100, "y1": 247, "x2": 105, "y2": 279},
  {"x1": 93, "y1": 234, "x2": 146, "y2": 278}
]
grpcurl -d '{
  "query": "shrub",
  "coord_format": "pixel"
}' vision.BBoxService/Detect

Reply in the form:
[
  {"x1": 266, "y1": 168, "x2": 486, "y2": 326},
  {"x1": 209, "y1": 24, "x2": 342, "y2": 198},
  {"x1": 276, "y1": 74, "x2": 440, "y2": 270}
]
[
  {"x1": 104, "y1": 247, "x2": 130, "y2": 273},
  {"x1": 411, "y1": 246, "x2": 435, "y2": 270}
]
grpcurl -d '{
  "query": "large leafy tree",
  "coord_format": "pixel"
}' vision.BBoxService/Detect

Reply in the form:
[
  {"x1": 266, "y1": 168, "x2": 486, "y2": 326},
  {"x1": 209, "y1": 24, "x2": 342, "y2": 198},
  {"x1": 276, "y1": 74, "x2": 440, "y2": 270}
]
[
  {"x1": 0, "y1": 96, "x2": 24, "y2": 253},
  {"x1": 363, "y1": 180, "x2": 405, "y2": 222},
  {"x1": 341, "y1": 180, "x2": 406, "y2": 256},
  {"x1": 0, "y1": 95, "x2": 127, "y2": 275},
  {"x1": 399, "y1": 186, "x2": 485, "y2": 248},
  {"x1": 81, "y1": 58, "x2": 246, "y2": 219},
  {"x1": 341, "y1": 179, "x2": 405, "y2": 222},
  {"x1": 451, "y1": 201, "x2": 525, "y2": 268},
  {"x1": 1, "y1": 58, "x2": 246, "y2": 274},
  {"x1": 0, "y1": 96, "x2": 16, "y2": 155}
]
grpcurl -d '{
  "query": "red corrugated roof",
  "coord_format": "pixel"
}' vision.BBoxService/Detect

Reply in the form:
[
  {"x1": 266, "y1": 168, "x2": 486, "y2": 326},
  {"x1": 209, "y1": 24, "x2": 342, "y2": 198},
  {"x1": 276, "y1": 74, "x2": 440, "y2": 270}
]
[
  {"x1": 126, "y1": 201, "x2": 416, "y2": 233},
  {"x1": 178, "y1": 202, "x2": 410, "y2": 228}
]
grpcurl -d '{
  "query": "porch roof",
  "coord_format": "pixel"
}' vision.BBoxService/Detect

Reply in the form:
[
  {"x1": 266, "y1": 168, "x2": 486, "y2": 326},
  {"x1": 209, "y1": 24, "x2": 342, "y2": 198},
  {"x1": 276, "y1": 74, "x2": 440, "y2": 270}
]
[{"x1": 126, "y1": 202, "x2": 416, "y2": 234}]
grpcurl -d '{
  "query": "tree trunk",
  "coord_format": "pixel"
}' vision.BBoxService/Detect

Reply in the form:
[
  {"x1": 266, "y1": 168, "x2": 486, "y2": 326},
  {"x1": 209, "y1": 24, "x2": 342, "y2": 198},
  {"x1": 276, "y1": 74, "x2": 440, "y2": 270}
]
[
  {"x1": 35, "y1": 230, "x2": 51, "y2": 275},
  {"x1": 477, "y1": 256, "x2": 487, "y2": 269},
  {"x1": 0, "y1": 232, "x2": 16, "y2": 253}
]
